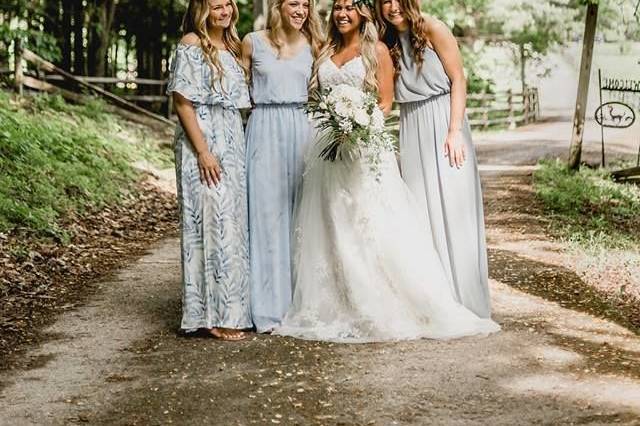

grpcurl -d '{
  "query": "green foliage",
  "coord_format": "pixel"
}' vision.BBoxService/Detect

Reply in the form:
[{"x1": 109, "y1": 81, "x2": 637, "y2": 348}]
[
  {"x1": 0, "y1": 1, "x2": 61, "y2": 62},
  {"x1": 597, "y1": 0, "x2": 640, "y2": 42},
  {"x1": 236, "y1": 0, "x2": 255, "y2": 38},
  {"x1": 533, "y1": 159, "x2": 640, "y2": 249},
  {"x1": 0, "y1": 90, "x2": 169, "y2": 238}
]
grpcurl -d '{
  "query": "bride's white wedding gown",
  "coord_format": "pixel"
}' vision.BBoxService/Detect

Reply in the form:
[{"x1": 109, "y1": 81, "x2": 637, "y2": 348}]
[{"x1": 273, "y1": 57, "x2": 500, "y2": 343}]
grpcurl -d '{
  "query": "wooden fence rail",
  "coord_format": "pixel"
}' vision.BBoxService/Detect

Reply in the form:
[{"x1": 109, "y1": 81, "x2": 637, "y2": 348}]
[
  {"x1": 8, "y1": 39, "x2": 539, "y2": 131},
  {"x1": 10, "y1": 38, "x2": 173, "y2": 126},
  {"x1": 386, "y1": 88, "x2": 540, "y2": 134}
]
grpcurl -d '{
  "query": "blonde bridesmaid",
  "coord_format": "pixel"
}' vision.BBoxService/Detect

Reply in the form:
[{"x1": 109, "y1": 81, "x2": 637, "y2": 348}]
[
  {"x1": 241, "y1": 0, "x2": 323, "y2": 333},
  {"x1": 168, "y1": 0, "x2": 252, "y2": 340}
]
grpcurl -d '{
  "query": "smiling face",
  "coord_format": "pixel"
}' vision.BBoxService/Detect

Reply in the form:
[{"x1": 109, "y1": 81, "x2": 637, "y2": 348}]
[
  {"x1": 281, "y1": 0, "x2": 310, "y2": 31},
  {"x1": 208, "y1": 0, "x2": 235, "y2": 29},
  {"x1": 332, "y1": 0, "x2": 362, "y2": 35},
  {"x1": 380, "y1": 0, "x2": 407, "y2": 31}
]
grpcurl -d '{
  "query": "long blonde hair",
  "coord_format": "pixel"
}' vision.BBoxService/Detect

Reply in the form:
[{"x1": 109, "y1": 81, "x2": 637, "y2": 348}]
[
  {"x1": 182, "y1": 0, "x2": 247, "y2": 82},
  {"x1": 310, "y1": 1, "x2": 379, "y2": 93},
  {"x1": 267, "y1": 0, "x2": 324, "y2": 59}
]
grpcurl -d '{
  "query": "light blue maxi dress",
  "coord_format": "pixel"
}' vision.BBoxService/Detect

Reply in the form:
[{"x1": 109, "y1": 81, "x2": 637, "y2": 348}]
[
  {"x1": 245, "y1": 32, "x2": 313, "y2": 332},
  {"x1": 167, "y1": 43, "x2": 253, "y2": 331},
  {"x1": 395, "y1": 31, "x2": 492, "y2": 319}
]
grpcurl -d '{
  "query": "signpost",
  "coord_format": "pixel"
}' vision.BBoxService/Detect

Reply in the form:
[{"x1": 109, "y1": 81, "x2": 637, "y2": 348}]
[{"x1": 595, "y1": 70, "x2": 640, "y2": 168}]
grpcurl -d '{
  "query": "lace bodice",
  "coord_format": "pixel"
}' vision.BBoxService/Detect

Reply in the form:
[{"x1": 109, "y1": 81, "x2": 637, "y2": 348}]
[{"x1": 318, "y1": 56, "x2": 366, "y2": 90}]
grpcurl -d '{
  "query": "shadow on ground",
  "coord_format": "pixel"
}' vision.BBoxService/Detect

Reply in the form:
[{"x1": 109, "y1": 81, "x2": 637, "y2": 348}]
[{"x1": 481, "y1": 171, "x2": 640, "y2": 337}]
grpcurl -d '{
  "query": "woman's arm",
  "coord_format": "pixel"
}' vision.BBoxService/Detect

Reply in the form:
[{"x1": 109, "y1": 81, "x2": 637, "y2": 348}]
[
  {"x1": 375, "y1": 41, "x2": 394, "y2": 116},
  {"x1": 172, "y1": 33, "x2": 222, "y2": 187},
  {"x1": 173, "y1": 93, "x2": 222, "y2": 187},
  {"x1": 426, "y1": 16, "x2": 467, "y2": 168}
]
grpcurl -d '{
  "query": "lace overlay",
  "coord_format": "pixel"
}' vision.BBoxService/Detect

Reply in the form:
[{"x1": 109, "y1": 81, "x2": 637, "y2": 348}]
[
  {"x1": 273, "y1": 58, "x2": 500, "y2": 342},
  {"x1": 318, "y1": 57, "x2": 366, "y2": 88}
]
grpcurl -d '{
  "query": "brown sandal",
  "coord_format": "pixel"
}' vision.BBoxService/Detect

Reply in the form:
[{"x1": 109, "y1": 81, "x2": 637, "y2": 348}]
[{"x1": 209, "y1": 327, "x2": 247, "y2": 341}]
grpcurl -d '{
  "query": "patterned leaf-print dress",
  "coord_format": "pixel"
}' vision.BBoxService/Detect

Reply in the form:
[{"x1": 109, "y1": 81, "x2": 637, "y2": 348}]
[{"x1": 167, "y1": 43, "x2": 252, "y2": 331}]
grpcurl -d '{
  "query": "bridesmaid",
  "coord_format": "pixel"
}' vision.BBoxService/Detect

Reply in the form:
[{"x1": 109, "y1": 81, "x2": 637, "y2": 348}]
[
  {"x1": 241, "y1": 0, "x2": 323, "y2": 333},
  {"x1": 168, "y1": 0, "x2": 252, "y2": 340},
  {"x1": 375, "y1": 0, "x2": 492, "y2": 318}
]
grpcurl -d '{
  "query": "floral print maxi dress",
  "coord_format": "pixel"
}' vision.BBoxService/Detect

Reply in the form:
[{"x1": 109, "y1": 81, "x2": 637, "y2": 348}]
[{"x1": 167, "y1": 43, "x2": 252, "y2": 331}]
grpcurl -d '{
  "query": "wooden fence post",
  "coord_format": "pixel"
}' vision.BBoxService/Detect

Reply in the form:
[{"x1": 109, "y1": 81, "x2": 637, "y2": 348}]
[
  {"x1": 523, "y1": 88, "x2": 530, "y2": 124},
  {"x1": 14, "y1": 38, "x2": 24, "y2": 96},
  {"x1": 482, "y1": 89, "x2": 489, "y2": 130},
  {"x1": 507, "y1": 89, "x2": 515, "y2": 129}
]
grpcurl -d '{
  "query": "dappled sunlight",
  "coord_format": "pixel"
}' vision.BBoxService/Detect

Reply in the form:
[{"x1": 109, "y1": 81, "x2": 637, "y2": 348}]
[
  {"x1": 529, "y1": 345, "x2": 584, "y2": 367},
  {"x1": 502, "y1": 373, "x2": 640, "y2": 414},
  {"x1": 547, "y1": 318, "x2": 640, "y2": 355},
  {"x1": 491, "y1": 280, "x2": 549, "y2": 318},
  {"x1": 488, "y1": 237, "x2": 567, "y2": 265}
]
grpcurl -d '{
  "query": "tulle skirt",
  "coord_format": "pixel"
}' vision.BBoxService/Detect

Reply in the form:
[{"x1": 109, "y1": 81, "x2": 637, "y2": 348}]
[{"x1": 273, "y1": 136, "x2": 500, "y2": 343}]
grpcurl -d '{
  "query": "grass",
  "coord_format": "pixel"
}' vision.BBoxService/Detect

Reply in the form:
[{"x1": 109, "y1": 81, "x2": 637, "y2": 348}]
[
  {"x1": 533, "y1": 159, "x2": 640, "y2": 250},
  {"x1": 0, "y1": 90, "x2": 172, "y2": 239}
]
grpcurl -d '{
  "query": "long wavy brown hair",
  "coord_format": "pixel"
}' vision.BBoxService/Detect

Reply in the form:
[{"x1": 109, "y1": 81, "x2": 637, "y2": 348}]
[
  {"x1": 182, "y1": 0, "x2": 247, "y2": 83},
  {"x1": 310, "y1": 1, "x2": 379, "y2": 93},
  {"x1": 374, "y1": 0, "x2": 429, "y2": 76},
  {"x1": 266, "y1": 0, "x2": 324, "y2": 60}
]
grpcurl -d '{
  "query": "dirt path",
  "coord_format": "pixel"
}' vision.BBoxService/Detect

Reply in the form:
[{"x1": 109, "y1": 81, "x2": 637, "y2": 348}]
[{"x1": 1, "y1": 118, "x2": 639, "y2": 425}]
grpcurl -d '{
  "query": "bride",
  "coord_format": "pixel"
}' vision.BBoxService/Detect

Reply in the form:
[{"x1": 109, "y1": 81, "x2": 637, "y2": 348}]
[{"x1": 273, "y1": 0, "x2": 500, "y2": 342}]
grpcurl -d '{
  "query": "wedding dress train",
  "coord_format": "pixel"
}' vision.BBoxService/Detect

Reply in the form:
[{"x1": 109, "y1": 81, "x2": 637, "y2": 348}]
[{"x1": 273, "y1": 57, "x2": 500, "y2": 342}]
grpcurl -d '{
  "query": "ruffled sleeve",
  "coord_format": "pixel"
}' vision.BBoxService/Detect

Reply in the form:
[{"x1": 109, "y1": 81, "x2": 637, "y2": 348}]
[
  {"x1": 167, "y1": 44, "x2": 250, "y2": 109},
  {"x1": 167, "y1": 44, "x2": 206, "y2": 104}
]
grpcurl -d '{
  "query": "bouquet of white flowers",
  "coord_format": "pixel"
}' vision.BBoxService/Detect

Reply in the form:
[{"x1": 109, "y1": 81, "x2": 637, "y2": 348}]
[{"x1": 306, "y1": 84, "x2": 396, "y2": 176}]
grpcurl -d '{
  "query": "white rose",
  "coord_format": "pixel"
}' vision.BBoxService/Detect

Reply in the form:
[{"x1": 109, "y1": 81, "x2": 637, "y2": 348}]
[
  {"x1": 354, "y1": 109, "x2": 370, "y2": 127},
  {"x1": 334, "y1": 101, "x2": 351, "y2": 118}
]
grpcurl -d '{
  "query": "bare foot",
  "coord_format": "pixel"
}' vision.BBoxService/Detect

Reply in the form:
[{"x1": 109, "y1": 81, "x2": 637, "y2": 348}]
[{"x1": 208, "y1": 327, "x2": 247, "y2": 341}]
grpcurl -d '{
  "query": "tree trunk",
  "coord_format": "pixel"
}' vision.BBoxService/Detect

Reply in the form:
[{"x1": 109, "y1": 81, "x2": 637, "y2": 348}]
[
  {"x1": 88, "y1": 0, "x2": 117, "y2": 76},
  {"x1": 568, "y1": 2, "x2": 599, "y2": 170},
  {"x1": 73, "y1": 0, "x2": 86, "y2": 75},
  {"x1": 44, "y1": 0, "x2": 60, "y2": 39},
  {"x1": 253, "y1": 0, "x2": 268, "y2": 30},
  {"x1": 61, "y1": 0, "x2": 72, "y2": 70}
]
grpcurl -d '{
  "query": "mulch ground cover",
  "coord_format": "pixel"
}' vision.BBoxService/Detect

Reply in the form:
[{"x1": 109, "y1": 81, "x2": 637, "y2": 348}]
[{"x1": 0, "y1": 181, "x2": 178, "y2": 371}]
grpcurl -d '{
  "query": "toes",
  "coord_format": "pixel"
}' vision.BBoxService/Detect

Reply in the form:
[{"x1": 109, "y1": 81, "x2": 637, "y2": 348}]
[
  {"x1": 223, "y1": 330, "x2": 246, "y2": 341},
  {"x1": 210, "y1": 328, "x2": 246, "y2": 341}
]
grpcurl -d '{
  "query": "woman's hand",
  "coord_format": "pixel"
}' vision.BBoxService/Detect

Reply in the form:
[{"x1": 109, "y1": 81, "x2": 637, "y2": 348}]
[
  {"x1": 443, "y1": 129, "x2": 466, "y2": 168},
  {"x1": 197, "y1": 151, "x2": 222, "y2": 187}
]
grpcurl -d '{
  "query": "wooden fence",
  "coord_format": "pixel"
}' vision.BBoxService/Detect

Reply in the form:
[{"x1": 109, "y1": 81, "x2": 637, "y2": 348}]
[
  {"x1": 8, "y1": 39, "x2": 172, "y2": 126},
  {"x1": 42, "y1": 74, "x2": 170, "y2": 113},
  {"x1": 7, "y1": 39, "x2": 540, "y2": 130},
  {"x1": 386, "y1": 88, "x2": 540, "y2": 134},
  {"x1": 467, "y1": 88, "x2": 540, "y2": 129}
]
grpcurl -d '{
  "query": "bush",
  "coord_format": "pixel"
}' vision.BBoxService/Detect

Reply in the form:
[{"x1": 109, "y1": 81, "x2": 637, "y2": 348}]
[
  {"x1": 533, "y1": 159, "x2": 640, "y2": 249},
  {"x1": 0, "y1": 91, "x2": 156, "y2": 238}
]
